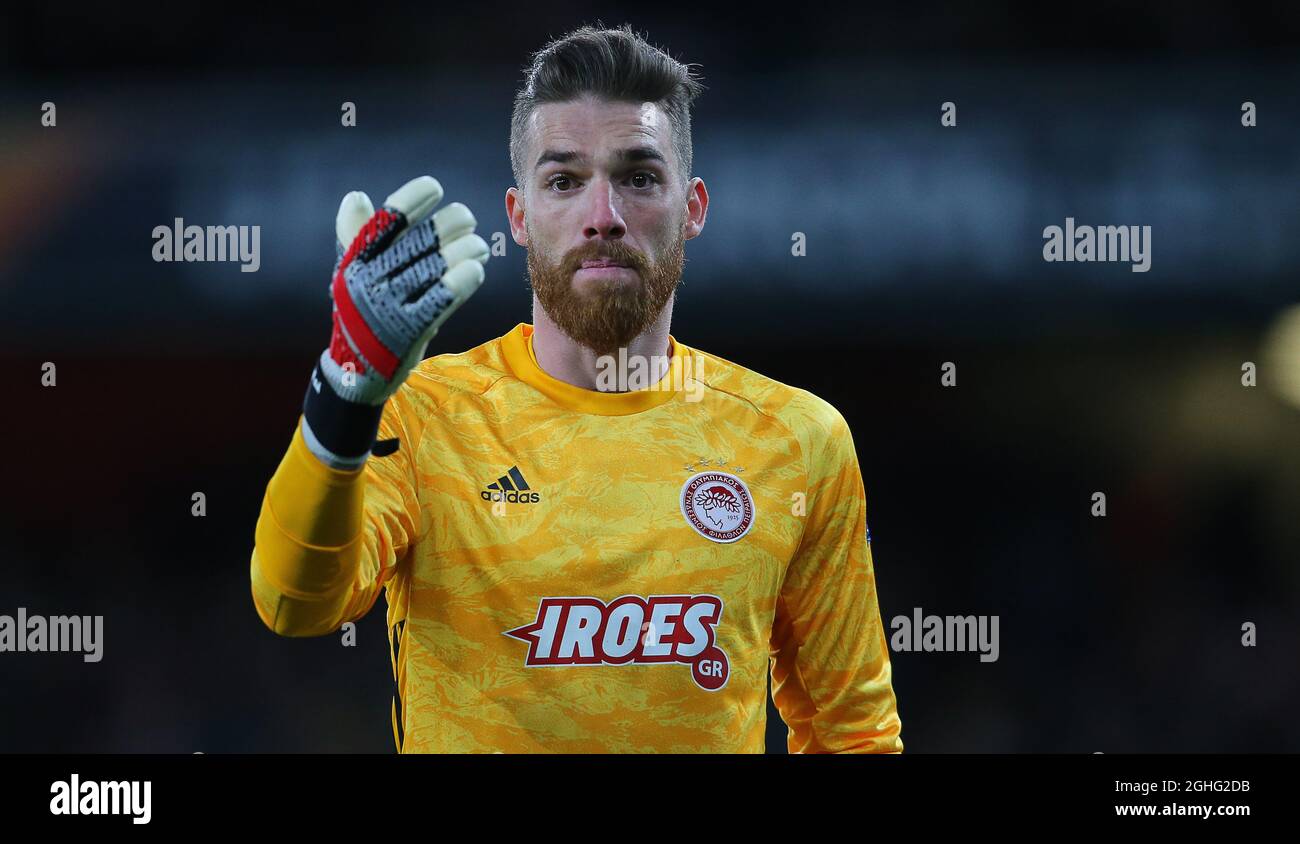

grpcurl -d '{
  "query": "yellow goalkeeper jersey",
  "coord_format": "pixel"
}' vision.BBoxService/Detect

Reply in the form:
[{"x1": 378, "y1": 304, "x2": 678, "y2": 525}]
[{"x1": 250, "y1": 322, "x2": 902, "y2": 753}]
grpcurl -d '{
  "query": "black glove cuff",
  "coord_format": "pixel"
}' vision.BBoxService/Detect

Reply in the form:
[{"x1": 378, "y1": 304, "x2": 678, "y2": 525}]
[{"x1": 302, "y1": 362, "x2": 385, "y2": 460}]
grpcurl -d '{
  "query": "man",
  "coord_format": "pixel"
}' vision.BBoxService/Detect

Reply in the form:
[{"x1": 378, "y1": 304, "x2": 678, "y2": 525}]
[{"x1": 250, "y1": 24, "x2": 902, "y2": 754}]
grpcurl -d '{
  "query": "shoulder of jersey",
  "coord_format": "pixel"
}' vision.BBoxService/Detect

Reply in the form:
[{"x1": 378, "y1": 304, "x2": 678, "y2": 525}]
[
  {"x1": 400, "y1": 333, "x2": 513, "y2": 408},
  {"x1": 685, "y1": 344, "x2": 848, "y2": 441}
]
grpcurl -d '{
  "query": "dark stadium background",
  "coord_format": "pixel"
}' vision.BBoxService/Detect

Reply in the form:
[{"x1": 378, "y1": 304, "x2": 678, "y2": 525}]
[{"x1": 1, "y1": 2, "x2": 1297, "y2": 753}]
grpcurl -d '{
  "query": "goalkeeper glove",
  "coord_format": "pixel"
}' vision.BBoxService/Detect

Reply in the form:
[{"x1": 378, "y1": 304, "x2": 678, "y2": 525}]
[{"x1": 302, "y1": 176, "x2": 489, "y2": 469}]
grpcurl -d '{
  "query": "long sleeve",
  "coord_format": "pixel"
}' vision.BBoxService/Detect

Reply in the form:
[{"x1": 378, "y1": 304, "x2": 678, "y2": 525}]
[
  {"x1": 769, "y1": 403, "x2": 903, "y2": 753},
  {"x1": 249, "y1": 394, "x2": 421, "y2": 637}
]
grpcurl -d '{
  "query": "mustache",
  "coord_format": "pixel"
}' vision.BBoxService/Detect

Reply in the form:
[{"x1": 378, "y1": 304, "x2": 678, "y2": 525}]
[{"x1": 559, "y1": 241, "x2": 650, "y2": 276}]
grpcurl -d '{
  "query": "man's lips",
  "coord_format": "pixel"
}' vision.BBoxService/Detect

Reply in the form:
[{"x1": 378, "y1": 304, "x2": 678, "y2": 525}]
[{"x1": 579, "y1": 259, "x2": 630, "y2": 269}]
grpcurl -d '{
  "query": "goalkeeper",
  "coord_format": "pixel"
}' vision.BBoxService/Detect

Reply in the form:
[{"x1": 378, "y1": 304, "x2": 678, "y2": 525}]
[{"x1": 250, "y1": 24, "x2": 903, "y2": 754}]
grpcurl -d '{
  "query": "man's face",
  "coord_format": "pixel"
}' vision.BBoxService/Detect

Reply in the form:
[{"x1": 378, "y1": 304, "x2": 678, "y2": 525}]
[{"x1": 507, "y1": 96, "x2": 706, "y2": 355}]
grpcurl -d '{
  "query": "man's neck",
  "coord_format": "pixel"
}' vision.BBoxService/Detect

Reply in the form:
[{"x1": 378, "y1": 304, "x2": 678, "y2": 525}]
[{"x1": 530, "y1": 298, "x2": 674, "y2": 392}]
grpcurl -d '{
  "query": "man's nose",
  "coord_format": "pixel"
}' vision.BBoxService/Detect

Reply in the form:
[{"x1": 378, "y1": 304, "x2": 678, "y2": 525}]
[{"x1": 582, "y1": 177, "x2": 626, "y2": 240}]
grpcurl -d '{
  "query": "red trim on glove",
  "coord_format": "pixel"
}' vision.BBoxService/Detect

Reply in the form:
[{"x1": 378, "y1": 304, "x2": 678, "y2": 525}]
[{"x1": 330, "y1": 208, "x2": 402, "y2": 380}]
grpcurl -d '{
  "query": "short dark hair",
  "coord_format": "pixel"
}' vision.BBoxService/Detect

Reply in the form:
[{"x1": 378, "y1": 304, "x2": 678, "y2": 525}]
[{"x1": 510, "y1": 24, "x2": 704, "y2": 188}]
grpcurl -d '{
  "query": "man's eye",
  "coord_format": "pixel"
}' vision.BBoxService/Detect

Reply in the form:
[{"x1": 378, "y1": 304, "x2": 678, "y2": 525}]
[
  {"x1": 628, "y1": 172, "x2": 658, "y2": 189},
  {"x1": 548, "y1": 175, "x2": 574, "y2": 192}
]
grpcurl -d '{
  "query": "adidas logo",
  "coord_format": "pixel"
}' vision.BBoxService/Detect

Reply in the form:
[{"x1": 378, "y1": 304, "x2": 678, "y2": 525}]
[{"x1": 481, "y1": 466, "x2": 541, "y2": 504}]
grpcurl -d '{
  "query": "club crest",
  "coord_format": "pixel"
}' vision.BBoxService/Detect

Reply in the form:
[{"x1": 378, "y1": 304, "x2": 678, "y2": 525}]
[{"x1": 680, "y1": 471, "x2": 755, "y2": 543}]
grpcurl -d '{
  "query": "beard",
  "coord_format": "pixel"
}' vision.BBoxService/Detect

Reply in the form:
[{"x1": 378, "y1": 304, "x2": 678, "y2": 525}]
[{"x1": 527, "y1": 231, "x2": 685, "y2": 357}]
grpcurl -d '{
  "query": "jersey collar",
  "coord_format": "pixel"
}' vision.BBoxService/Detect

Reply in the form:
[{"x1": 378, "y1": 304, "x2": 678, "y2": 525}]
[{"x1": 501, "y1": 323, "x2": 687, "y2": 416}]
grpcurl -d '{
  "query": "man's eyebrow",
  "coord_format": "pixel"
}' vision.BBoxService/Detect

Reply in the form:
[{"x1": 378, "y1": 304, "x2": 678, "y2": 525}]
[
  {"x1": 535, "y1": 149, "x2": 585, "y2": 170},
  {"x1": 616, "y1": 146, "x2": 667, "y2": 166},
  {"x1": 533, "y1": 146, "x2": 668, "y2": 170}
]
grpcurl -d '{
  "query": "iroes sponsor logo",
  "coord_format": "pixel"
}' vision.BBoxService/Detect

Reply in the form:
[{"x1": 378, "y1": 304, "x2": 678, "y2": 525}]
[{"x1": 504, "y1": 595, "x2": 730, "y2": 691}]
